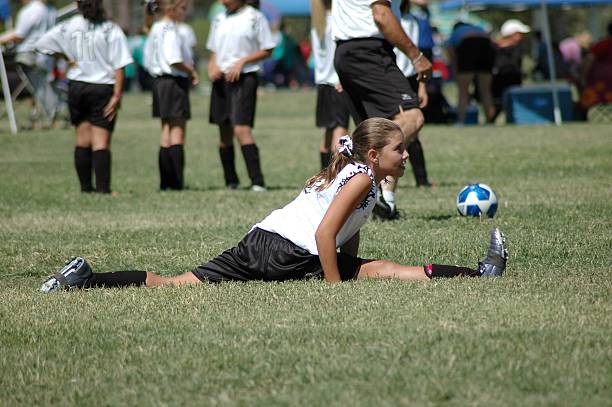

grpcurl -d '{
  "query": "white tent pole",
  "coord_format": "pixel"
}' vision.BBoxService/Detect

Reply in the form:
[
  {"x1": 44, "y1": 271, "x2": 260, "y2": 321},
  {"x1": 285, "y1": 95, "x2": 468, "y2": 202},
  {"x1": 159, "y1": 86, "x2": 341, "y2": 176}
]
[
  {"x1": 0, "y1": 48, "x2": 18, "y2": 135},
  {"x1": 540, "y1": 0, "x2": 562, "y2": 125}
]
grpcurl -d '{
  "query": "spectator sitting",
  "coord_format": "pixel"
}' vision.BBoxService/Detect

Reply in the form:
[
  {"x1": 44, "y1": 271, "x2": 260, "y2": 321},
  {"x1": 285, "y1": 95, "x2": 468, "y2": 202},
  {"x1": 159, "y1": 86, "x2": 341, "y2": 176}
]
[
  {"x1": 559, "y1": 31, "x2": 592, "y2": 93},
  {"x1": 580, "y1": 22, "x2": 612, "y2": 114}
]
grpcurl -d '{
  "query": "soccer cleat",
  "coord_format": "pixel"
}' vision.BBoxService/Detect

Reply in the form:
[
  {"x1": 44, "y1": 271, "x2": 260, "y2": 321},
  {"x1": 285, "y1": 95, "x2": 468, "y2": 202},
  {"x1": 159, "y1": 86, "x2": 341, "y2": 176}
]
[
  {"x1": 478, "y1": 228, "x2": 508, "y2": 277},
  {"x1": 372, "y1": 195, "x2": 400, "y2": 221},
  {"x1": 250, "y1": 185, "x2": 267, "y2": 192},
  {"x1": 39, "y1": 257, "x2": 93, "y2": 293}
]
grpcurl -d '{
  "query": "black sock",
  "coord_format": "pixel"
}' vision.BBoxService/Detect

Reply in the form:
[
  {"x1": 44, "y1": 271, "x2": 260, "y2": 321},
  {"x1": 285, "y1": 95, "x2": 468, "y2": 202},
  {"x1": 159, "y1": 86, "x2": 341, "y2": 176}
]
[
  {"x1": 425, "y1": 264, "x2": 480, "y2": 278},
  {"x1": 85, "y1": 270, "x2": 147, "y2": 288},
  {"x1": 92, "y1": 149, "x2": 111, "y2": 193},
  {"x1": 241, "y1": 144, "x2": 264, "y2": 187},
  {"x1": 408, "y1": 139, "x2": 429, "y2": 187},
  {"x1": 320, "y1": 152, "x2": 331, "y2": 169},
  {"x1": 74, "y1": 147, "x2": 93, "y2": 192},
  {"x1": 159, "y1": 147, "x2": 173, "y2": 190},
  {"x1": 219, "y1": 145, "x2": 240, "y2": 186},
  {"x1": 169, "y1": 144, "x2": 184, "y2": 190}
]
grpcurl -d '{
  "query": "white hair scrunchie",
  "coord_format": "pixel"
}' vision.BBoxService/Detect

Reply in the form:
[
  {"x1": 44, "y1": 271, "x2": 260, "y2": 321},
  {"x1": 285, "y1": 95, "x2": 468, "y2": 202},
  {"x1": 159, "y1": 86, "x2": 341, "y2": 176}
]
[{"x1": 338, "y1": 135, "x2": 353, "y2": 157}]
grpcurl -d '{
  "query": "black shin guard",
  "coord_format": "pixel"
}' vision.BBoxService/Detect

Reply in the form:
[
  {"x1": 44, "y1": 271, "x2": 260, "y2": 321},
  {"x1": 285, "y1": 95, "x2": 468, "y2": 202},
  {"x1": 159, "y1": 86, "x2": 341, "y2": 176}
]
[
  {"x1": 408, "y1": 139, "x2": 430, "y2": 187},
  {"x1": 320, "y1": 152, "x2": 332, "y2": 169},
  {"x1": 241, "y1": 144, "x2": 264, "y2": 187},
  {"x1": 425, "y1": 264, "x2": 480, "y2": 278},
  {"x1": 85, "y1": 270, "x2": 147, "y2": 288},
  {"x1": 92, "y1": 149, "x2": 111, "y2": 193},
  {"x1": 219, "y1": 145, "x2": 240, "y2": 186},
  {"x1": 74, "y1": 147, "x2": 93, "y2": 192},
  {"x1": 169, "y1": 144, "x2": 184, "y2": 190}
]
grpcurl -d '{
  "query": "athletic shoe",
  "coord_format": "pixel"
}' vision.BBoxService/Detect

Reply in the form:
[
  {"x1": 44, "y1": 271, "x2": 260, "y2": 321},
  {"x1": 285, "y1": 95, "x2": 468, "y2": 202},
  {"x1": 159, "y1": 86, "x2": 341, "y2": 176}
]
[
  {"x1": 251, "y1": 185, "x2": 267, "y2": 192},
  {"x1": 372, "y1": 195, "x2": 400, "y2": 221},
  {"x1": 39, "y1": 257, "x2": 93, "y2": 293},
  {"x1": 478, "y1": 228, "x2": 508, "y2": 277}
]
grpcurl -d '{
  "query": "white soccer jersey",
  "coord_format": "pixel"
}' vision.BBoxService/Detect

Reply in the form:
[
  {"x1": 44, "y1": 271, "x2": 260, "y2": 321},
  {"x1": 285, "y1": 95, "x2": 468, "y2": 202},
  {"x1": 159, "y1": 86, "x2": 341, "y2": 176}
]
[
  {"x1": 178, "y1": 22, "x2": 197, "y2": 65},
  {"x1": 144, "y1": 19, "x2": 191, "y2": 78},
  {"x1": 394, "y1": 13, "x2": 420, "y2": 77},
  {"x1": 14, "y1": 0, "x2": 55, "y2": 53},
  {"x1": 311, "y1": 13, "x2": 339, "y2": 86},
  {"x1": 206, "y1": 5, "x2": 276, "y2": 74},
  {"x1": 254, "y1": 162, "x2": 377, "y2": 255},
  {"x1": 332, "y1": 0, "x2": 400, "y2": 41},
  {"x1": 36, "y1": 15, "x2": 133, "y2": 84}
]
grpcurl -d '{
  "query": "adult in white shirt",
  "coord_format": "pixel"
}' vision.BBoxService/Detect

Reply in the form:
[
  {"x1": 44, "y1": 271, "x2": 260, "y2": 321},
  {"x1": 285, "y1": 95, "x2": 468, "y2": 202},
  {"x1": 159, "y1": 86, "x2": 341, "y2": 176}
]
[
  {"x1": 311, "y1": 0, "x2": 351, "y2": 170},
  {"x1": 144, "y1": 0, "x2": 199, "y2": 191},
  {"x1": 207, "y1": 0, "x2": 276, "y2": 191},
  {"x1": 320, "y1": 0, "x2": 432, "y2": 220},
  {"x1": 36, "y1": 0, "x2": 132, "y2": 194},
  {"x1": 0, "y1": 0, "x2": 57, "y2": 126},
  {"x1": 393, "y1": 0, "x2": 432, "y2": 188}
]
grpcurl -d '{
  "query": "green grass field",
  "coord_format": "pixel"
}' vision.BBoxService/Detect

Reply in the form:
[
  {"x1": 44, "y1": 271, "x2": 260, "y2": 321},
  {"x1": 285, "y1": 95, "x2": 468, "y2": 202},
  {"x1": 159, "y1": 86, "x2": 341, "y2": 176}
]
[{"x1": 1, "y1": 90, "x2": 611, "y2": 406}]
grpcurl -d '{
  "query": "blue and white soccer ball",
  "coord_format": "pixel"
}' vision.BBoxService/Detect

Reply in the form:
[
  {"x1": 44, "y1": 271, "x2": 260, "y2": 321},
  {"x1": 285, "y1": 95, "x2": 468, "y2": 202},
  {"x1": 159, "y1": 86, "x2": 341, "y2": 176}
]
[{"x1": 456, "y1": 183, "x2": 498, "y2": 218}]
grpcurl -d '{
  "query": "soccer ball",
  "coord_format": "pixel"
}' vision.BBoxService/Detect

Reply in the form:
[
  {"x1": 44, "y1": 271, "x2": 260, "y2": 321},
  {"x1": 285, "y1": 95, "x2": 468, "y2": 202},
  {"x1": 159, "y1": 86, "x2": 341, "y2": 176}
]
[{"x1": 456, "y1": 183, "x2": 498, "y2": 218}]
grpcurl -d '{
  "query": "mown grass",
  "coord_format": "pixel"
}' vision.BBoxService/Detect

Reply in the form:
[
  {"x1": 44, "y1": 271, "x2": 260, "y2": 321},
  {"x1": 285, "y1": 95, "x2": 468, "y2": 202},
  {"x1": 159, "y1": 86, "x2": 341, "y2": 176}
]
[{"x1": 0, "y1": 90, "x2": 611, "y2": 406}]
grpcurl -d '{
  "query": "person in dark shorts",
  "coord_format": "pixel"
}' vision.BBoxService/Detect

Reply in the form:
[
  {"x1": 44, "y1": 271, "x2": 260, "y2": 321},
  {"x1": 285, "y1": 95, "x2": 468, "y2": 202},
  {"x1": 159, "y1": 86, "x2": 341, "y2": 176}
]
[
  {"x1": 394, "y1": 0, "x2": 432, "y2": 188},
  {"x1": 311, "y1": 0, "x2": 351, "y2": 169},
  {"x1": 328, "y1": 0, "x2": 433, "y2": 220},
  {"x1": 446, "y1": 21, "x2": 496, "y2": 124},
  {"x1": 144, "y1": 0, "x2": 199, "y2": 191},
  {"x1": 206, "y1": 0, "x2": 276, "y2": 191},
  {"x1": 40, "y1": 118, "x2": 508, "y2": 293},
  {"x1": 36, "y1": 0, "x2": 132, "y2": 193}
]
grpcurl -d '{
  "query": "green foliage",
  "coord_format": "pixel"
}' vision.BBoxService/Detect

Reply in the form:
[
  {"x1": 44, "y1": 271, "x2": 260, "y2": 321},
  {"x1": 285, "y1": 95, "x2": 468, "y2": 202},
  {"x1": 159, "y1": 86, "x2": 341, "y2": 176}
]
[{"x1": 0, "y1": 90, "x2": 611, "y2": 406}]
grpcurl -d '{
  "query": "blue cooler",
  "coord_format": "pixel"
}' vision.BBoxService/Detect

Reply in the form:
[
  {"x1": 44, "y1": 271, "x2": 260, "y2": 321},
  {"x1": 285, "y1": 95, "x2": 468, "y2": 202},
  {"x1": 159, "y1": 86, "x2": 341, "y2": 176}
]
[
  {"x1": 448, "y1": 105, "x2": 479, "y2": 125},
  {"x1": 504, "y1": 84, "x2": 574, "y2": 124}
]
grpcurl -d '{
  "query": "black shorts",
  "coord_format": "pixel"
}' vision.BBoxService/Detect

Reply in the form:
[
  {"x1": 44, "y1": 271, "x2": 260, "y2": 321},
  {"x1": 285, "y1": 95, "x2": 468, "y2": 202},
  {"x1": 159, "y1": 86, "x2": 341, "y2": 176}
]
[
  {"x1": 209, "y1": 73, "x2": 258, "y2": 128},
  {"x1": 334, "y1": 38, "x2": 419, "y2": 124},
  {"x1": 192, "y1": 228, "x2": 363, "y2": 283},
  {"x1": 68, "y1": 81, "x2": 116, "y2": 131},
  {"x1": 152, "y1": 75, "x2": 191, "y2": 120},
  {"x1": 316, "y1": 84, "x2": 350, "y2": 129},
  {"x1": 456, "y1": 37, "x2": 495, "y2": 73}
]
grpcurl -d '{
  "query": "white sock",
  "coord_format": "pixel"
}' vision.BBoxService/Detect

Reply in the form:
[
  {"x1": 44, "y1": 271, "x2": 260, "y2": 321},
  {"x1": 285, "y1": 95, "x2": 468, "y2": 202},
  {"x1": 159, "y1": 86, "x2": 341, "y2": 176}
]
[{"x1": 382, "y1": 190, "x2": 396, "y2": 211}]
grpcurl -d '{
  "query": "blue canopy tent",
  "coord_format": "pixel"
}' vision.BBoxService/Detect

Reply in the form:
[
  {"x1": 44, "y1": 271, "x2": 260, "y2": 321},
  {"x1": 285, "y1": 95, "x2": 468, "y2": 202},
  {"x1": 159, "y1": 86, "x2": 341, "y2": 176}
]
[{"x1": 440, "y1": 0, "x2": 612, "y2": 124}]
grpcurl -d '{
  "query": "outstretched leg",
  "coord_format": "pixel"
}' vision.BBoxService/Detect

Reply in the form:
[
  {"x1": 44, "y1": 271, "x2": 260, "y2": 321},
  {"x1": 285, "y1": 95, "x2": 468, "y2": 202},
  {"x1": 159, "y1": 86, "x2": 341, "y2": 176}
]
[
  {"x1": 357, "y1": 228, "x2": 508, "y2": 280},
  {"x1": 40, "y1": 257, "x2": 202, "y2": 292}
]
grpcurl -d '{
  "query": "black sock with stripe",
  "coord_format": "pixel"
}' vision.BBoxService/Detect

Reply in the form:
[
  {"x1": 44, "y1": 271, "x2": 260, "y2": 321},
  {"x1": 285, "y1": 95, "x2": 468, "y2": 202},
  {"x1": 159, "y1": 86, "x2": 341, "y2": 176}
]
[{"x1": 424, "y1": 264, "x2": 480, "y2": 278}]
